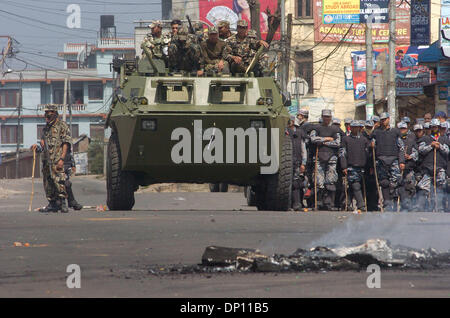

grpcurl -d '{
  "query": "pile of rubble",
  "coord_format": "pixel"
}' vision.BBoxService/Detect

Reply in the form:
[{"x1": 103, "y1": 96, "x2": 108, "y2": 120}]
[{"x1": 148, "y1": 239, "x2": 450, "y2": 275}]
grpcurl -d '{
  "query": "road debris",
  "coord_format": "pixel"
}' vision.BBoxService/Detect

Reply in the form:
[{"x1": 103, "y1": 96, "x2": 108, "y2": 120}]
[{"x1": 147, "y1": 239, "x2": 450, "y2": 276}]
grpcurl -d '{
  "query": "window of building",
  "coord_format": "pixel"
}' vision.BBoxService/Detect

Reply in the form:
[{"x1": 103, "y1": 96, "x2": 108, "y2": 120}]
[
  {"x1": 296, "y1": 0, "x2": 312, "y2": 19},
  {"x1": 1, "y1": 125, "x2": 23, "y2": 144},
  {"x1": 0, "y1": 90, "x2": 19, "y2": 108},
  {"x1": 90, "y1": 124, "x2": 104, "y2": 141},
  {"x1": 295, "y1": 51, "x2": 313, "y2": 93},
  {"x1": 53, "y1": 88, "x2": 64, "y2": 104},
  {"x1": 88, "y1": 82, "x2": 103, "y2": 100}
]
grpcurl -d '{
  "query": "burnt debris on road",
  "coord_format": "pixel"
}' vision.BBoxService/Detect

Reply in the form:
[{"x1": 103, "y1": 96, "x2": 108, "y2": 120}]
[{"x1": 147, "y1": 239, "x2": 450, "y2": 275}]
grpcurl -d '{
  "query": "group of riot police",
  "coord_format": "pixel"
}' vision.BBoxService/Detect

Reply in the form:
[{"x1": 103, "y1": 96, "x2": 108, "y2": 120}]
[
  {"x1": 287, "y1": 109, "x2": 450, "y2": 213},
  {"x1": 141, "y1": 19, "x2": 269, "y2": 76}
]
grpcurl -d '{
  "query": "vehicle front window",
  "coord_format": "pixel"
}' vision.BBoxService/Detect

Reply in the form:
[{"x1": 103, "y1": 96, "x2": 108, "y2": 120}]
[
  {"x1": 156, "y1": 83, "x2": 193, "y2": 104},
  {"x1": 209, "y1": 84, "x2": 246, "y2": 104}
]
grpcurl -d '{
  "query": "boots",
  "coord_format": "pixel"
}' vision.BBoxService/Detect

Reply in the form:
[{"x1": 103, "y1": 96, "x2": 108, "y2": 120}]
[
  {"x1": 56, "y1": 199, "x2": 69, "y2": 213},
  {"x1": 38, "y1": 200, "x2": 59, "y2": 213}
]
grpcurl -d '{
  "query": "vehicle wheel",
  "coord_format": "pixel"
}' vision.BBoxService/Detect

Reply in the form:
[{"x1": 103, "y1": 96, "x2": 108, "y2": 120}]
[
  {"x1": 245, "y1": 186, "x2": 257, "y2": 206},
  {"x1": 219, "y1": 183, "x2": 229, "y2": 192},
  {"x1": 107, "y1": 133, "x2": 136, "y2": 210},
  {"x1": 209, "y1": 183, "x2": 220, "y2": 192},
  {"x1": 257, "y1": 135, "x2": 293, "y2": 211}
]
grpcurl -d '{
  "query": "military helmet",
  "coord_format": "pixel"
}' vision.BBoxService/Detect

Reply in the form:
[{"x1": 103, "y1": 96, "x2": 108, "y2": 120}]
[
  {"x1": 397, "y1": 121, "x2": 408, "y2": 129},
  {"x1": 44, "y1": 104, "x2": 58, "y2": 113},
  {"x1": 344, "y1": 118, "x2": 352, "y2": 125},
  {"x1": 332, "y1": 118, "x2": 341, "y2": 125},
  {"x1": 322, "y1": 109, "x2": 332, "y2": 117},
  {"x1": 413, "y1": 124, "x2": 423, "y2": 131},
  {"x1": 208, "y1": 26, "x2": 219, "y2": 34},
  {"x1": 149, "y1": 20, "x2": 162, "y2": 29},
  {"x1": 237, "y1": 19, "x2": 248, "y2": 28},
  {"x1": 176, "y1": 26, "x2": 189, "y2": 41},
  {"x1": 217, "y1": 20, "x2": 230, "y2": 28},
  {"x1": 430, "y1": 118, "x2": 440, "y2": 127},
  {"x1": 350, "y1": 120, "x2": 359, "y2": 127},
  {"x1": 380, "y1": 112, "x2": 390, "y2": 120}
]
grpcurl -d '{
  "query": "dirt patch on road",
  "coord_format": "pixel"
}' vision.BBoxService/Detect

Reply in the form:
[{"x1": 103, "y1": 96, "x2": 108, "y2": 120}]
[{"x1": 0, "y1": 179, "x2": 27, "y2": 198}]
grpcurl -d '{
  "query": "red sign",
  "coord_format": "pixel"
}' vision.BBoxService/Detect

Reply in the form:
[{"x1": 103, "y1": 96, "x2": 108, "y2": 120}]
[
  {"x1": 198, "y1": 0, "x2": 280, "y2": 40},
  {"x1": 314, "y1": 0, "x2": 411, "y2": 44}
]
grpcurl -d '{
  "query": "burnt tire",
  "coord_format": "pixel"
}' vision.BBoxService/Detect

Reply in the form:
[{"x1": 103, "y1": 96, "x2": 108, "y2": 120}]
[
  {"x1": 256, "y1": 135, "x2": 293, "y2": 211},
  {"x1": 107, "y1": 133, "x2": 136, "y2": 211},
  {"x1": 209, "y1": 183, "x2": 220, "y2": 192},
  {"x1": 219, "y1": 183, "x2": 229, "y2": 192}
]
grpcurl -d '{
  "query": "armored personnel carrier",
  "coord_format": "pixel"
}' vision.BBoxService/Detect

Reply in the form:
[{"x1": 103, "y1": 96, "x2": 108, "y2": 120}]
[{"x1": 105, "y1": 50, "x2": 293, "y2": 211}]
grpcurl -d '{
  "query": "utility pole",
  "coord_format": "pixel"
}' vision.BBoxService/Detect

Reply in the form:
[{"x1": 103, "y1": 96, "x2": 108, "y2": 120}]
[
  {"x1": 365, "y1": 22, "x2": 374, "y2": 120},
  {"x1": 280, "y1": 0, "x2": 286, "y2": 92},
  {"x1": 63, "y1": 76, "x2": 68, "y2": 122},
  {"x1": 15, "y1": 72, "x2": 22, "y2": 179},
  {"x1": 285, "y1": 14, "x2": 293, "y2": 90},
  {"x1": 387, "y1": 0, "x2": 397, "y2": 126},
  {"x1": 68, "y1": 74, "x2": 73, "y2": 135}
]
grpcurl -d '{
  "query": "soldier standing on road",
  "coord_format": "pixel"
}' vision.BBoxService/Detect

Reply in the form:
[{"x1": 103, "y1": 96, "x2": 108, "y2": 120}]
[
  {"x1": 141, "y1": 21, "x2": 170, "y2": 65},
  {"x1": 200, "y1": 27, "x2": 230, "y2": 74},
  {"x1": 168, "y1": 27, "x2": 203, "y2": 75},
  {"x1": 370, "y1": 112, "x2": 405, "y2": 212},
  {"x1": 310, "y1": 109, "x2": 342, "y2": 210},
  {"x1": 225, "y1": 19, "x2": 269, "y2": 75},
  {"x1": 397, "y1": 121, "x2": 419, "y2": 211},
  {"x1": 31, "y1": 105, "x2": 72, "y2": 213},
  {"x1": 416, "y1": 119, "x2": 450, "y2": 212},
  {"x1": 341, "y1": 120, "x2": 371, "y2": 212},
  {"x1": 287, "y1": 117, "x2": 307, "y2": 211}
]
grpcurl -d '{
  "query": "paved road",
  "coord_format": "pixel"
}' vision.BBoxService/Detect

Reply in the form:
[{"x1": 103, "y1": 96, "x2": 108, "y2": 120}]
[{"x1": 0, "y1": 176, "x2": 450, "y2": 297}]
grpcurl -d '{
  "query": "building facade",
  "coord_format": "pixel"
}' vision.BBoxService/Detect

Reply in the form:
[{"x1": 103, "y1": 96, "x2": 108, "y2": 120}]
[{"x1": 0, "y1": 37, "x2": 134, "y2": 153}]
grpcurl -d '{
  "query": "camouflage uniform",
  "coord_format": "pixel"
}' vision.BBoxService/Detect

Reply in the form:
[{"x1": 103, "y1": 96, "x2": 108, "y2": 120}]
[
  {"x1": 141, "y1": 22, "x2": 170, "y2": 64},
  {"x1": 200, "y1": 27, "x2": 230, "y2": 73},
  {"x1": 168, "y1": 27, "x2": 203, "y2": 72},
  {"x1": 36, "y1": 105, "x2": 72, "y2": 212},
  {"x1": 225, "y1": 20, "x2": 262, "y2": 74}
]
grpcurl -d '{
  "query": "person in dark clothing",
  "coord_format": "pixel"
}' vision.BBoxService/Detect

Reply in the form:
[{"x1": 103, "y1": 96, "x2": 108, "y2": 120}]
[
  {"x1": 64, "y1": 152, "x2": 83, "y2": 211},
  {"x1": 333, "y1": 118, "x2": 346, "y2": 210},
  {"x1": 310, "y1": 109, "x2": 341, "y2": 210},
  {"x1": 370, "y1": 112, "x2": 405, "y2": 212},
  {"x1": 416, "y1": 119, "x2": 450, "y2": 212},
  {"x1": 341, "y1": 120, "x2": 371, "y2": 212},
  {"x1": 362, "y1": 120, "x2": 379, "y2": 211},
  {"x1": 397, "y1": 121, "x2": 419, "y2": 211},
  {"x1": 287, "y1": 117, "x2": 307, "y2": 211}
]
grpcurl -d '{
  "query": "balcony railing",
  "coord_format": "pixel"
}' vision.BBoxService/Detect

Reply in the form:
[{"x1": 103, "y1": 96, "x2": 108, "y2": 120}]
[
  {"x1": 37, "y1": 104, "x2": 87, "y2": 112},
  {"x1": 97, "y1": 38, "x2": 134, "y2": 48}
]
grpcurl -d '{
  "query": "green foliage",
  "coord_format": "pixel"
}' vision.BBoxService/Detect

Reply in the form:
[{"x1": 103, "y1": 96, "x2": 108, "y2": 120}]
[{"x1": 88, "y1": 140, "x2": 104, "y2": 175}]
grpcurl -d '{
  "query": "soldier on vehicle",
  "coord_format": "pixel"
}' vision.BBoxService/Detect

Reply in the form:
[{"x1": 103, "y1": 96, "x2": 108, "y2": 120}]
[
  {"x1": 200, "y1": 27, "x2": 230, "y2": 74},
  {"x1": 217, "y1": 20, "x2": 232, "y2": 40},
  {"x1": 168, "y1": 27, "x2": 203, "y2": 75},
  {"x1": 141, "y1": 21, "x2": 170, "y2": 64},
  {"x1": 30, "y1": 105, "x2": 72, "y2": 213},
  {"x1": 225, "y1": 19, "x2": 269, "y2": 75},
  {"x1": 310, "y1": 109, "x2": 342, "y2": 210},
  {"x1": 170, "y1": 19, "x2": 182, "y2": 39}
]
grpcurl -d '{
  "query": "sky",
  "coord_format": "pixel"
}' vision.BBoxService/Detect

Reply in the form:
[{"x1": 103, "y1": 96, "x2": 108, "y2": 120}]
[{"x1": 0, "y1": 0, "x2": 163, "y2": 71}]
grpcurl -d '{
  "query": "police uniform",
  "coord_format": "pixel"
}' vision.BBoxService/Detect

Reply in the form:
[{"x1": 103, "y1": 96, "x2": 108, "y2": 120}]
[
  {"x1": 362, "y1": 120, "x2": 379, "y2": 211},
  {"x1": 287, "y1": 122, "x2": 307, "y2": 210},
  {"x1": 333, "y1": 118, "x2": 346, "y2": 210},
  {"x1": 168, "y1": 27, "x2": 203, "y2": 73},
  {"x1": 416, "y1": 119, "x2": 450, "y2": 212},
  {"x1": 371, "y1": 113, "x2": 405, "y2": 211},
  {"x1": 310, "y1": 109, "x2": 342, "y2": 210},
  {"x1": 397, "y1": 121, "x2": 419, "y2": 211},
  {"x1": 340, "y1": 121, "x2": 371, "y2": 211},
  {"x1": 35, "y1": 105, "x2": 72, "y2": 213}
]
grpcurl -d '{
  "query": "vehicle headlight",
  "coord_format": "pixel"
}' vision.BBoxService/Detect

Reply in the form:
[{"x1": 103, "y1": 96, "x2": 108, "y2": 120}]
[
  {"x1": 257, "y1": 97, "x2": 265, "y2": 105},
  {"x1": 250, "y1": 120, "x2": 265, "y2": 129},
  {"x1": 140, "y1": 97, "x2": 148, "y2": 105},
  {"x1": 266, "y1": 98, "x2": 273, "y2": 106},
  {"x1": 141, "y1": 119, "x2": 157, "y2": 131}
]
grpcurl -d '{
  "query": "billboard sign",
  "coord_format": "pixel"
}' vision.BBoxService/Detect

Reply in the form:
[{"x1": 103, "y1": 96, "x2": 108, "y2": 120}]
[
  {"x1": 198, "y1": 0, "x2": 280, "y2": 40},
  {"x1": 314, "y1": 0, "x2": 410, "y2": 44},
  {"x1": 410, "y1": 0, "x2": 430, "y2": 46}
]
